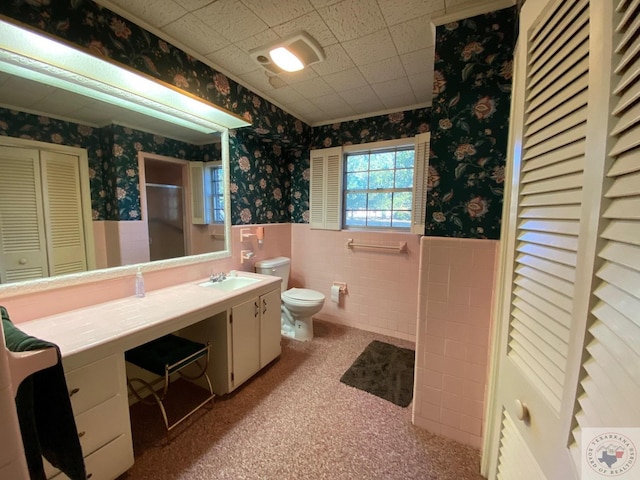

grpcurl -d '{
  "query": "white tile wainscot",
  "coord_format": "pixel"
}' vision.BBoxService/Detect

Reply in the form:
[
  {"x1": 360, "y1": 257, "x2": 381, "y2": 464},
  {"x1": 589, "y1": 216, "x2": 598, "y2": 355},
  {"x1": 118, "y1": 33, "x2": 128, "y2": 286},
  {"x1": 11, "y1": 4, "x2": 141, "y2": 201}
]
[{"x1": 18, "y1": 272, "x2": 281, "y2": 480}]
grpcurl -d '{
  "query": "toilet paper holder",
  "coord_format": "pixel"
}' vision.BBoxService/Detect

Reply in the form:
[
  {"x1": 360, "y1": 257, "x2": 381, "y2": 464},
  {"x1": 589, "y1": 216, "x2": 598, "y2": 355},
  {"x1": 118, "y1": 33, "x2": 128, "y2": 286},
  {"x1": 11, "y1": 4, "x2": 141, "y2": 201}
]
[{"x1": 332, "y1": 282, "x2": 347, "y2": 294}]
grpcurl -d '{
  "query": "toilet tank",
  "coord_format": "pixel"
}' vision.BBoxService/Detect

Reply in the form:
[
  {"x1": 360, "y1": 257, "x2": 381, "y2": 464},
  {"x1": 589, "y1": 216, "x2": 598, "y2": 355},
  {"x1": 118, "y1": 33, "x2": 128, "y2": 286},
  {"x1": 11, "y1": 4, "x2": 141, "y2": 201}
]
[{"x1": 255, "y1": 256, "x2": 290, "y2": 292}]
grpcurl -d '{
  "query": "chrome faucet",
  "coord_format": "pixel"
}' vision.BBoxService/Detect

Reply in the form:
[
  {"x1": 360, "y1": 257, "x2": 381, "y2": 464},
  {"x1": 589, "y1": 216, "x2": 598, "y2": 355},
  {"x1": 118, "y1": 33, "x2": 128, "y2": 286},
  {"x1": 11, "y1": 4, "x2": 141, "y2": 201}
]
[{"x1": 210, "y1": 272, "x2": 227, "y2": 283}]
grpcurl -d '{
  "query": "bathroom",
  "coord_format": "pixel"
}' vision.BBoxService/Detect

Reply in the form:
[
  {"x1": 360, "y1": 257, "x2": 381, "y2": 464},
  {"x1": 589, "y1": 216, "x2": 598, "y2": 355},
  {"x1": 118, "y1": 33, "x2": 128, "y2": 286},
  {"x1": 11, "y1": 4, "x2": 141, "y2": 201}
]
[{"x1": 2, "y1": 0, "x2": 636, "y2": 479}]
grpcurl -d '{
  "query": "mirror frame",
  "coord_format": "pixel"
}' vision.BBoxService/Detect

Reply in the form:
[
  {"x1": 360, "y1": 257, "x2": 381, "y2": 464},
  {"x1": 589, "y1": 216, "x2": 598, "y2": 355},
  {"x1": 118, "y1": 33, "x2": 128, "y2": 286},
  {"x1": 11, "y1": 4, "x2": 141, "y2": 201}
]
[{"x1": 0, "y1": 129, "x2": 231, "y2": 299}]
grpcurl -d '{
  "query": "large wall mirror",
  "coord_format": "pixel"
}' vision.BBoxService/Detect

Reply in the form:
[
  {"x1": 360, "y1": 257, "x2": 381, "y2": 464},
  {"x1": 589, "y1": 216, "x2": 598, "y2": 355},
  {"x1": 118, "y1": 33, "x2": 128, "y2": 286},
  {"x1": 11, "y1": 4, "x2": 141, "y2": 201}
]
[{"x1": 0, "y1": 20, "x2": 249, "y2": 296}]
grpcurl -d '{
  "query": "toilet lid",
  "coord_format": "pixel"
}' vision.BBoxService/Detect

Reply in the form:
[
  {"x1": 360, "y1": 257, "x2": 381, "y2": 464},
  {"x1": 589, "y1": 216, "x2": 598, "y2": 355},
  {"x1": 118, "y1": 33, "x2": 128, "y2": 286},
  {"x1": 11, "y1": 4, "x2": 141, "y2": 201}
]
[{"x1": 283, "y1": 288, "x2": 325, "y2": 302}]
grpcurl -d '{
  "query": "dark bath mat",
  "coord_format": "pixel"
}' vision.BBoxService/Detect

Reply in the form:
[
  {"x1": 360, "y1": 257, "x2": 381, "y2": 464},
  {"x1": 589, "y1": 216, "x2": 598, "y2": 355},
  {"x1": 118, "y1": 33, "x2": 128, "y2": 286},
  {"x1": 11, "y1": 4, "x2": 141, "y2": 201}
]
[{"x1": 340, "y1": 340, "x2": 415, "y2": 407}]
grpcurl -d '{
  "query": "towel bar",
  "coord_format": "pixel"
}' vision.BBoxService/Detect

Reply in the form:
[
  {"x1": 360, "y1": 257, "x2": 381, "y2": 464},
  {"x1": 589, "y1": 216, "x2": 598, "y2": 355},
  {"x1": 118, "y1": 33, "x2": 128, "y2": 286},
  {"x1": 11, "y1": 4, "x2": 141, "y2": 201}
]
[{"x1": 346, "y1": 238, "x2": 407, "y2": 253}]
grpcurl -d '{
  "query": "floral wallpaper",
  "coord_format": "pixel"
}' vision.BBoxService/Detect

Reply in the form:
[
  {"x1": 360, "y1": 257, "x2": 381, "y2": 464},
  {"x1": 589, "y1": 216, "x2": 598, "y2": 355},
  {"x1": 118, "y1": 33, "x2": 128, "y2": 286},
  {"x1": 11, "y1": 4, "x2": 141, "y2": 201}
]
[
  {"x1": 0, "y1": 108, "x2": 220, "y2": 221},
  {"x1": 427, "y1": 7, "x2": 516, "y2": 239},
  {"x1": 311, "y1": 108, "x2": 431, "y2": 149},
  {"x1": 229, "y1": 130, "x2": 293, "y2": 225},
  {"x1": 0, "y1": 0, "x2": 310, "y2": 148}
]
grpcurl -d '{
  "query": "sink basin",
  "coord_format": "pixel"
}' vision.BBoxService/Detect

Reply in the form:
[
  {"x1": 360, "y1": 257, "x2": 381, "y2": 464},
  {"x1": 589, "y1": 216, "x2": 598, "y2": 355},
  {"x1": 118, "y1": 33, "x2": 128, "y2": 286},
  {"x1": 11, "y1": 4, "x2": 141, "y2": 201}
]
[{"x1": 198, "y1": 276, "x2": 260, "y2": 291}]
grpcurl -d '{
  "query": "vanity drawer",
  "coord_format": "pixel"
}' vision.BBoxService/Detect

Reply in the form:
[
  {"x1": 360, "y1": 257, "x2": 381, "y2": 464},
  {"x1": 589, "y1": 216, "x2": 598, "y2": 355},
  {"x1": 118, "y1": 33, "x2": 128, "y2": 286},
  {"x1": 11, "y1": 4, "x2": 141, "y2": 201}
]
[
  {"x1": 76, "y1": 394, "x2": 128, "y2": 457},
  {"x1": 44, "y1": 394, "x2": 129, "y2": 479},
  {"x1": 65, "y1": 355, "x2": 122, "y2": 415},
  {"x1": 50, "y1": 433, "x2": 134, "y2": 480}
]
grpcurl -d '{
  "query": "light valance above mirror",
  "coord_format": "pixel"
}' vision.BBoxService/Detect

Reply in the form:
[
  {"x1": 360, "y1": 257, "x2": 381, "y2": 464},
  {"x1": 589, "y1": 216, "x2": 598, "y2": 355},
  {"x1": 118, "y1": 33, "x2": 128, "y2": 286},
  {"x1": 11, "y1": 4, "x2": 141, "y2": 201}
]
[{"x1": 0, "y1": 19, "x2": 250, "y2": 135}]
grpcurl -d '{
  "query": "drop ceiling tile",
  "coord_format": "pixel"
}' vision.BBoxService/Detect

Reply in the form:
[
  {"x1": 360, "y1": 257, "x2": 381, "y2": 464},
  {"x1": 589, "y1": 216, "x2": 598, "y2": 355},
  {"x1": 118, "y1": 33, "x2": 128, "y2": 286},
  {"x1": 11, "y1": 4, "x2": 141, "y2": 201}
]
[
  {"x1": 272, "y1": 11, "x2": 338, "y2": 48},
  {"x1": 339, "y1": 85, "x2": 379, "y2": 105},
  {"x1": 318, "y1": 0, "x2": 387, "y2": 42},
  {"x1": 389, "y1": 15, "x2": 434, "y2": 55},
  {"x1": 320, "y1": 103, "x2": 357, "y2": 121},
  {"x1": 0, "y1": 77, "x2": 53, "y2": 107},
  {"x1": 307, "y1": 0, "x2": 342, "y2": 6},
  {"x1": 323, "y1": 67, "x2": 367, "y2": 91},
  {"x1": 370, "y1": 76, "x2": 413, "y2": 99},
  {"x1": 266, "y1": 86, "x2": 307, "y2": 105},
  {"x1": 408, "y1": 73, "x2": 434, "y2": 101},
  {"x1": 241, "y1": 0, "x2": 315, "y2": 27},
  {"x1": 235, "y1": 29, "x2": 281, "y2": 52},
  {"x1": 342, "y1": 29, "x2": 397, "y2": 66},
  {"x1": 380, "y1": 90, "x2": 419, "y2": 110},
  {"x1": 309, "y1": 92, "x2": 351, "y2": 110},
  {"x1": 378, "y1": 0, "x2": 445, "y2": 26},
  {"x1": 174, "y1": 0, "x2": 212, "y2": 11},
  {"x1": 445, "y1": 0, "x2": 482, "y2": 11},
  {"x1": 292, "y1": 77, "x2": 335, "y2": 98},
  {"x1": 400, "y1": 48, "x2": 435, "y2": 76},
  {"x1": 238, "y1": 69, "x2": 277, "y2": 94},
  {"x1": 309, "y1": 44, "x2": 355, "y2": 76},
  {"x1": 161, "y1": 14, "x2": 230, "y2": 55},
  {"x1": 278, "y1": 67, "x2": 319, "y2": 85},
  {"x1": 105, "y1": 0, "x2": 187, "y2": 28},
  {"x1": 359, "y1": 56, "x2": 405, "y2": 84},
  {"x1": 287, "y1": 98, "x2": 322, "y2": 117},
  {"x1": 206, "y1": 44, "x2": 261, "y2": 76},
  {"x1": 195, "y1": 0, "x2": 269, "y2": 43},
  {"x1": 351, "y1": 98, "x2": 386, "y2": 115}
]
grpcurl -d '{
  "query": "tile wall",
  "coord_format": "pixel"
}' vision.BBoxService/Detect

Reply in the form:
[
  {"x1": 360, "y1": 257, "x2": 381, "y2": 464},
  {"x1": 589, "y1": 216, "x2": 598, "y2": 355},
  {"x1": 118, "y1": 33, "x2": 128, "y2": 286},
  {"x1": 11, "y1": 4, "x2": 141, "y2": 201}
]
[
  {"x1": 412, "y1": 236, "x2": 499, "y2": 448},
  {"x1": 290, "y1": 224, "x2": 421, "y2": 342}
]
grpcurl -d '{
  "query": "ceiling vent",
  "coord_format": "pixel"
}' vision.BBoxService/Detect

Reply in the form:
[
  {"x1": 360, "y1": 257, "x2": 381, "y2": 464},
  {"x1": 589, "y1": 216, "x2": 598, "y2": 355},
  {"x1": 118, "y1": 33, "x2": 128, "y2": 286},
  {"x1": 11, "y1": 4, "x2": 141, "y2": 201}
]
[{"x1": 249, "y1": 32, "x2": 325, "y2": 74}]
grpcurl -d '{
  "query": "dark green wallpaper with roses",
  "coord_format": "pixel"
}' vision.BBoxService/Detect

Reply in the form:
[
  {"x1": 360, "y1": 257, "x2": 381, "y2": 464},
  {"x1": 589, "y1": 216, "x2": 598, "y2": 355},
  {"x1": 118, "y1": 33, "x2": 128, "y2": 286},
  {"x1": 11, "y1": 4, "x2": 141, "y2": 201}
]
[{"x1": 427, "y1": 7, "x2": 516, "y2": 239}]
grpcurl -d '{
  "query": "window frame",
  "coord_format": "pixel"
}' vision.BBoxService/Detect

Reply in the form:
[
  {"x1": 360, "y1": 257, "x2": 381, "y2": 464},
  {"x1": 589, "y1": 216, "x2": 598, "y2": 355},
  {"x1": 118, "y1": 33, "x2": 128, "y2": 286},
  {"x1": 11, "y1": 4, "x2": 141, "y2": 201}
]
[{"x1": 342, "y1": 138, "x2": 416, "y2": 232}]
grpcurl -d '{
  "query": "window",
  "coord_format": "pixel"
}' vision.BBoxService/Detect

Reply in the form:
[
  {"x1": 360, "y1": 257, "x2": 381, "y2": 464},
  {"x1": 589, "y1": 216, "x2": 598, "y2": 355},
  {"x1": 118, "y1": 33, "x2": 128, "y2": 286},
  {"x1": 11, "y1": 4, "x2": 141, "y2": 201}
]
[
  {"x1": 310, "y1": 133, "x2": 430, "y2": 234},
  {"x1": 343, "y1": 146, "x2": 414, "y2": 230},
  {"x1": 208, "y1": 164, "x2": 225, "y2": 224}
]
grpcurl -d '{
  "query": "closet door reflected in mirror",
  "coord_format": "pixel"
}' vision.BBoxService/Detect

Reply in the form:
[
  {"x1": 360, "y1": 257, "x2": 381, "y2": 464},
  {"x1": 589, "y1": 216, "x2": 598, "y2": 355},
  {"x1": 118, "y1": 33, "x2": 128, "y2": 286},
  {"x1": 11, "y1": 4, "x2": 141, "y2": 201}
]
[{"x1": 0, "y1": 144, "x2": 94, "y2": 284}]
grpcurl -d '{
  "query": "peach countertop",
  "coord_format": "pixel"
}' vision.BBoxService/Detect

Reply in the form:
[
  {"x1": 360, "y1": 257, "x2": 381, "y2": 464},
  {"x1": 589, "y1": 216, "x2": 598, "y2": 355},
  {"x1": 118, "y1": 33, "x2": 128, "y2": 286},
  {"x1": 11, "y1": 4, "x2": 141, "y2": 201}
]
[{"x1": 17, "y1": 273, "x2": 280, "y2": 370}]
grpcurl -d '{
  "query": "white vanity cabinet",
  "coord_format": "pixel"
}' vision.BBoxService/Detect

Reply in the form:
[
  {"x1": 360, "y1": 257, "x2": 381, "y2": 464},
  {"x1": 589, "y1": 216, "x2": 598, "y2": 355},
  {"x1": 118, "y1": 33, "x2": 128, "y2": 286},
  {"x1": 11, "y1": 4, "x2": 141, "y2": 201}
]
[
  {"x1": 182, "y1": 287, "x2": 282, "y2": 395},
  {"x1": 259, "y1": 288, "x2": 281, "y2": 368},
  {"x1": 44, "y1": 354, "x2": 134, "y2": 480}
]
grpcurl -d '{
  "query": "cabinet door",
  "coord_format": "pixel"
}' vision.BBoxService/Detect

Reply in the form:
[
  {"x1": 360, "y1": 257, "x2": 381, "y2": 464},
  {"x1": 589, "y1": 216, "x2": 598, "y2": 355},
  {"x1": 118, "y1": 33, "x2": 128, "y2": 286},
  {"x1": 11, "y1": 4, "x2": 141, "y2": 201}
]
[
  {"x1": 260, "y1": 289, "x2": 282, "y2": 367},
  {"x1": 231, "y1": 297, "x2": 260, "y2": 388}
]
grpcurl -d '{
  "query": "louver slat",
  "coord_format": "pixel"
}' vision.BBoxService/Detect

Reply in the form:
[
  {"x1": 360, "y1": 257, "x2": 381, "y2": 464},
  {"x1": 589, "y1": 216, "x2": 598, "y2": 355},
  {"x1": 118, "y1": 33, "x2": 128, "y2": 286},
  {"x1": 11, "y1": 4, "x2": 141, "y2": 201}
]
[{"x1": 496, "y1": 411, "x2": 547, "y2": 480}]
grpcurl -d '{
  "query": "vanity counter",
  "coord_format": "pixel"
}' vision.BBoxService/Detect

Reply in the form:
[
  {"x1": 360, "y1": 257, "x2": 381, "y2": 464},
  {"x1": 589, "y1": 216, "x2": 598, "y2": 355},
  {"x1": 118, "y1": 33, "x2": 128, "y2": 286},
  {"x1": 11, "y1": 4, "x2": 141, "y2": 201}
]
[{"x1": 18, "y1": 272, "x2": 280, "y2": 370}]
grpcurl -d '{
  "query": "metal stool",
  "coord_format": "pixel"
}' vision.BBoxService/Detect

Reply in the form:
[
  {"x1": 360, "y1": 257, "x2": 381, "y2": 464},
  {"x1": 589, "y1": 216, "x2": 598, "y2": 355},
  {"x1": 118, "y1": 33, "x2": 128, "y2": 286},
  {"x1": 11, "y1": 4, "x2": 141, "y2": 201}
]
[{"x1": 125, "y1": 334, "x2": 215, "y2": 436}]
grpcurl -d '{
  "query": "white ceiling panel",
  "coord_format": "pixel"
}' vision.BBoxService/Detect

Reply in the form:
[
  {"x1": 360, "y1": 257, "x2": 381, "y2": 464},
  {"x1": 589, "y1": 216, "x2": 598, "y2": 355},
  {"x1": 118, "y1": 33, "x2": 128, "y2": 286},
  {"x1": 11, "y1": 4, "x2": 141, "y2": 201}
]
[
  {"x1": 317, "y1": 0, "x2": 387, "y2": 42},
  {"x1": 359, "y1": 56, "x2": 406, "y2": 84},
  {"x1": 378, "y1": 0, "x2": 445, "y2": 26},
  {"x1": 242, "y1": 0, "x2": 315, "y2": 27},
  {"x1": 323, "y1": 67, "x2": 368, "y2": 91},
  {"x1": 341, "y1": 28, "x2": 398, "y2": 66},
  {"x1": 194, "y1": 0, "x2": 269, "y2": 43},
  {"x1": 389, "y1": 15, "x2": 435, "y2": 55},
  {"x1": 160, "y1": 14, "x2": 230, "y2": 55}
]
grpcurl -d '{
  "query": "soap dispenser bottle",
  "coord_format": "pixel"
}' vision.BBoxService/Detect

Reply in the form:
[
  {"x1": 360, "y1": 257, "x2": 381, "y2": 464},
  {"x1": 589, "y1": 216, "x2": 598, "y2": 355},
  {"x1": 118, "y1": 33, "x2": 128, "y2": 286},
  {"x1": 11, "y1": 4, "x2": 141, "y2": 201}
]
[{"x1": 135, "y1": 267, "x2": 145, "y2": 298}]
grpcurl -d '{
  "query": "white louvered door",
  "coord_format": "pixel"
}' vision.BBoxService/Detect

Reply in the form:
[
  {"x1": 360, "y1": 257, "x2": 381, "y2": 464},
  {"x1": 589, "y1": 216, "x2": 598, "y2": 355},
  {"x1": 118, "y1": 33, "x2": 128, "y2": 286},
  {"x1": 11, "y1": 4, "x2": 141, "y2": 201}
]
[
  {"x1": 568, "y1": 0, "x2": 640, "y2": 469},
  {"x1": 483, "y1": 0, "x2": 616, "y2": 478},
  {"x1": 40, "y1": 150, "x2": 88, "y2": 277},
  {"x1": 0, "y1": 146, "x2": 49, "y2": 282}
]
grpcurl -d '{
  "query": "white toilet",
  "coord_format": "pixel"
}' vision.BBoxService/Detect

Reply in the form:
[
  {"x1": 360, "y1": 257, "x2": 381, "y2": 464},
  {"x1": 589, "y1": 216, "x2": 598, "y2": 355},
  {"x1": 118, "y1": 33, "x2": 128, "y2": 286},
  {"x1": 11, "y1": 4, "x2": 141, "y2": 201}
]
[{"x1": 255, "y1": 257, "x2": 324, "y2": 342}]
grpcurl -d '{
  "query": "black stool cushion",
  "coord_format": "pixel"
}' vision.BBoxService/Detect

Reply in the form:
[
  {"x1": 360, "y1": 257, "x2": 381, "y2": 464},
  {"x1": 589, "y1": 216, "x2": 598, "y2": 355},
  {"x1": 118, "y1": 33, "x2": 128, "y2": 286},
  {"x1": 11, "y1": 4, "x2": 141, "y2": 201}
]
[{"x1": 125, "y1": 334, "x2": 207, "y2": 376}]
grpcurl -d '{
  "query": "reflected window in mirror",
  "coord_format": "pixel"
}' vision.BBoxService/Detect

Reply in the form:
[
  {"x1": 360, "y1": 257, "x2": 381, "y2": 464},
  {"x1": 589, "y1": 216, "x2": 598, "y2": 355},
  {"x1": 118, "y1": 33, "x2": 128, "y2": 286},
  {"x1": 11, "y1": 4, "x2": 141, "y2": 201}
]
[{"x1": 206, "y1": 163, "x2": 225, "y2": 225}]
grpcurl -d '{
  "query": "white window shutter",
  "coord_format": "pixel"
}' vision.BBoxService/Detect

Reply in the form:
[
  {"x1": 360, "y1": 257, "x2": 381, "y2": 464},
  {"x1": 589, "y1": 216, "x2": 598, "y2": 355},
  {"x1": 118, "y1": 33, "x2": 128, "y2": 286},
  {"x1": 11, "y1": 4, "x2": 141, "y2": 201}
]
[
  {"x1": 411, "y1": 132, "x2": 430, "y2": 235},
  {"x1": 40, "y1": 151, "x2": 88, "y2": 277},
  {"x1": 189, "y1": 161, "x2": 206, "y2": 224},
  {"x1": 0, "y1": 146, "x2": 48, "y2": 283},
  {"x1": 309, "y1": 147, "x2": 342, "y2": 230}
]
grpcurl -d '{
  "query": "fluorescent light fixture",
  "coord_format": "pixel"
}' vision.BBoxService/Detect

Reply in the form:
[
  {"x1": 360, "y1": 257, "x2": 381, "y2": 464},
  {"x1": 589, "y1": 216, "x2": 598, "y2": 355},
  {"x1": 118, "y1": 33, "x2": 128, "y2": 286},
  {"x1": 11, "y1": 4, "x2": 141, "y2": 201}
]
[
  {"x1": 0, "y1": 20, "x2": 251, "y2": 132},
  {"x1": 269, "y1": 47, "x2": 304, "y2": 72},
  {"x1": 250, "y1": 32, "x2": 325, "y2": 75}
]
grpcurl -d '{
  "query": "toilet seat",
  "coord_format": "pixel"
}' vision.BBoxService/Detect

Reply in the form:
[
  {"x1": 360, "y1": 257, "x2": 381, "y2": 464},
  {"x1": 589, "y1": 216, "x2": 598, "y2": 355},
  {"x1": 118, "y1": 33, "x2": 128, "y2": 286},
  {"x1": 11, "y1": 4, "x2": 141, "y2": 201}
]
[{"x1": 282, "y1": 288, "x2": 325, "y2": 307}]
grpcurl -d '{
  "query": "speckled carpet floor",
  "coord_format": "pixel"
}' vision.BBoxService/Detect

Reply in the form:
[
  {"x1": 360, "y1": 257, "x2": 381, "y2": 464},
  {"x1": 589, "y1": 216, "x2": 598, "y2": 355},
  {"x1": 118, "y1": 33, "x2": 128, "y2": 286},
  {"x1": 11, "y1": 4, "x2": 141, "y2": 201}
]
[{"x1": 119, "y1": 320, "x2": 485, "y2": 480}]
